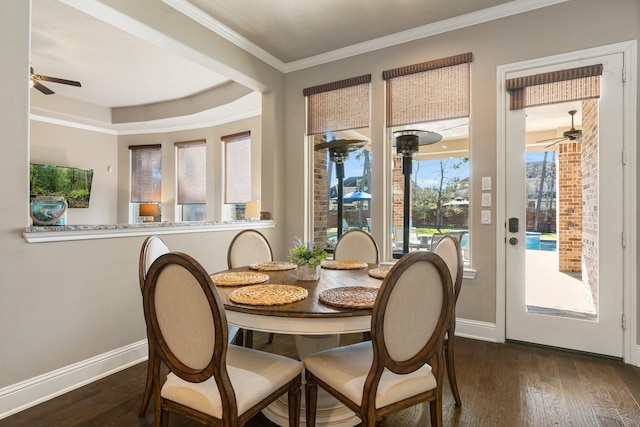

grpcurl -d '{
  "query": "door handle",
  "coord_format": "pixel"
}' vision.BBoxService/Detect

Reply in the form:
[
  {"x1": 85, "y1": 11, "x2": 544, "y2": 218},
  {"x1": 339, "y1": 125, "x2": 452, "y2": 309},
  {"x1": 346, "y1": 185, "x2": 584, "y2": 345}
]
[{"x1": 509, "y1": 237, "x2": 518, "y2": 245}]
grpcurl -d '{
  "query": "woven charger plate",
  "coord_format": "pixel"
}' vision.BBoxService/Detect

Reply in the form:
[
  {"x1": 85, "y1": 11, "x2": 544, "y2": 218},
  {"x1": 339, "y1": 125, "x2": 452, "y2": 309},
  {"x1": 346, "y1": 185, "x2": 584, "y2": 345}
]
[
  {"x1": 368, "y1": 266, "x2": 392, "y2": 279},
  {"x1": 319, "y1": 286, "x2": 378, "y2": 309},
  {"x1": 229, "y1": 284, "x2": 308, "y2": 306},
  {"x1": 210, "y1": 271, "x2": 269, "y2": 287},
  {"x1": 248, "y1": 261, "x2": 297, "y2": 271},
  {"x1": 321, "y1": 260, "x2": 368, "y2": 270}
]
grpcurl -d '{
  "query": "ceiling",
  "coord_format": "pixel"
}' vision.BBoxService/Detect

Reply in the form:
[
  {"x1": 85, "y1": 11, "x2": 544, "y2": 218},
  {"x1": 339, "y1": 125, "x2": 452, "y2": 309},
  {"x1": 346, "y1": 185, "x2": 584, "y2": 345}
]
[{"x1": 30, "y1": 0, "x2": 573, "y2": 133}]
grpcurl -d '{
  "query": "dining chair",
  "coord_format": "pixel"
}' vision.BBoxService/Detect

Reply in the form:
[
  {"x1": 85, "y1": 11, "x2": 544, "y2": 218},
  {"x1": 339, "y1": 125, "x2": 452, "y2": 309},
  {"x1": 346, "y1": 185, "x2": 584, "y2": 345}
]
[
  {"x1": 227, "y1": 229, "x2": 274, "y2": 347},
  {"x1": 227, "y1": 229, "x2": 274, "y2": 270},
  {"x1": 333, "y1": 229, "x2": 379, "y2": 264},
  {"x1": 303, "y1": 251, "x2": 453, "y2": 427},
  {"x1": 143, "y1": 251, "x2": 303, "y2": 427},
  {"x1": 137, "y1": 235, "x2": 170, "y2": 417},
  {"x1": 432, "y1": 234, "x2": 464, "y2": 406}
]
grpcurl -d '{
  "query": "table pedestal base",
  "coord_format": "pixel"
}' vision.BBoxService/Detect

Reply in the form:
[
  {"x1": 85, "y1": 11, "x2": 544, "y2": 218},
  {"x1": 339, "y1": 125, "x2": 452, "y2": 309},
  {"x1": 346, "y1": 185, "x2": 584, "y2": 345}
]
[{"x1": 263, "y1": 334, "x2": 360, "y2": 427}]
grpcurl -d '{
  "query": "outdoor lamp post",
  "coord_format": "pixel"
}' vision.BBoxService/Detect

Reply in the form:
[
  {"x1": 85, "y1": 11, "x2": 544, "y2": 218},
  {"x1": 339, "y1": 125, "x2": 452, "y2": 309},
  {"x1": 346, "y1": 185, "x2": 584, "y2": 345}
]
[
  {"x1": 393, "y1": 130, "x2": 441, "y2": 254},
  {"x1": 314, "y1": 139, "x2": 367, "y2": 238}
]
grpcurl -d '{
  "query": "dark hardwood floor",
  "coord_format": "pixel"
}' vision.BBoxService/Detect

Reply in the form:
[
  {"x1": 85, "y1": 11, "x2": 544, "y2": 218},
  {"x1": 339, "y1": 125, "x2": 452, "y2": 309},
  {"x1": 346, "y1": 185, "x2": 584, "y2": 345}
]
[{"x1": 3, "y1": 333, "x2": 640, "y2": 426}]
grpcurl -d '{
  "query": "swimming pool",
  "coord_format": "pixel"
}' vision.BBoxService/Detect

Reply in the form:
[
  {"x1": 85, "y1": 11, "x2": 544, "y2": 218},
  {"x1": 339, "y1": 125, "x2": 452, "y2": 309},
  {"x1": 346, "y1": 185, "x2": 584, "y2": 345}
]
[{"x1": 526, "y1": 232, "x2": 557, "y2": 251}]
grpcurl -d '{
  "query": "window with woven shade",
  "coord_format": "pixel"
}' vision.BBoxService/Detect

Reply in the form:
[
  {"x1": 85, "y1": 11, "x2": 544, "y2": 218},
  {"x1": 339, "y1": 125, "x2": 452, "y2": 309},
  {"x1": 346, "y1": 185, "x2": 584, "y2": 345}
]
[
  {"x1": 176, "y1": 140, "x2": 206, "y2": 222},
  {"x1": 222, "y1": 131, "x2": 252, "y2": 220},
  {"x1": 304, "y1": 75, "x2": 372, "y2": 249},
  {"x1": 130, "y1": 144, "x2": 162, "y2": 223},
  {"x1": 505, "y1": 64, "x2": 603, "y2": 110},
  {"x1": 384, "y1": 53, "x2": 472, "y2": 261}
]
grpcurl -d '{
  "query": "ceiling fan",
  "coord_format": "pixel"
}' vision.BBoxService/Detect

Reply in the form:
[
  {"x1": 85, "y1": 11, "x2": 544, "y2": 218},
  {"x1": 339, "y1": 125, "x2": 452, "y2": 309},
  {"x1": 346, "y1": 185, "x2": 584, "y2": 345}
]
[
  {"x1": 30, "y1": 67, "x2": 81, "y2": 95},
  {"x1": 537, "y1": 110, "x2": 582, "y2": 148}
]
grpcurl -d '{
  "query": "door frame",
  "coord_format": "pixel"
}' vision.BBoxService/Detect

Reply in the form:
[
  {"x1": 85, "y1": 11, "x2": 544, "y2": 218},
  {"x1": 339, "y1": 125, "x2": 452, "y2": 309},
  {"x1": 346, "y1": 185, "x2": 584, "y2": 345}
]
[{"x1": 496, "y1": 40, "x2": 637, "y2": 365}]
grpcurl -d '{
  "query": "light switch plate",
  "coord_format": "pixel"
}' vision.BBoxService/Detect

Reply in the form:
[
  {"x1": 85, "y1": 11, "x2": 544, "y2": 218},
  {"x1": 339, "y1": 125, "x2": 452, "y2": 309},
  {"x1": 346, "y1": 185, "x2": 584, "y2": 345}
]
[
  {"x1": 481, "y1": 210, "x2": 491, "y2": 224},
  {"x1": 482, "y1": 193, "x2": 492, "y2": 207},
  {"x1": 482, "y1": 176, "x2": 492, "y2": 191}
]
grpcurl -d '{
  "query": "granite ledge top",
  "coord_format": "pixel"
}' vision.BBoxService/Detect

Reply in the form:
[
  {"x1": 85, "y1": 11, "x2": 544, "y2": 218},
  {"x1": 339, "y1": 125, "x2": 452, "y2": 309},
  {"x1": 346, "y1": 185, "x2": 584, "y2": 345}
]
[{"x1": 24, "y1": 220, "x2": 275, "y2": 233}]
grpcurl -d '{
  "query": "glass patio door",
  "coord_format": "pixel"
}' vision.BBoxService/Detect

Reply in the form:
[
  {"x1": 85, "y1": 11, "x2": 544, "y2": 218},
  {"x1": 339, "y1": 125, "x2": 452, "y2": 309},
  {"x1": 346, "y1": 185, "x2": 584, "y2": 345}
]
[{"x1": 505, "y1": 53, "x2": 625, "y2": 357}]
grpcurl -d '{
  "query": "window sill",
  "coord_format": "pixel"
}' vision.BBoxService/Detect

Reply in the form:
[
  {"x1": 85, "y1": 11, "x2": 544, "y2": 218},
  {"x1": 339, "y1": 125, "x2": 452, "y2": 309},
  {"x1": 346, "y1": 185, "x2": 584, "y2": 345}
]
[{"x1": 23, "y1": 220, "x2": 277, "y2": 243}]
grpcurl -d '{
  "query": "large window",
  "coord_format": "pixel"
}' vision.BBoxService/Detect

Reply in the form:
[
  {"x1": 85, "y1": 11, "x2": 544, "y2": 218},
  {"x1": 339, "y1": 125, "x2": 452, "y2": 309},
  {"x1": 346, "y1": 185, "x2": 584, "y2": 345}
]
[
  {"x1": 222, "y1": 132, "x2": 251, "y2": 220},
  {"x1": 130, "y1": 144, "x2": 161, "y2": 223},
  {"x1": 176, "y1": 140, "x2": 206, "y2": 222},
  {"x1": 384, "y1": 53, "x2": 472, "y2": 260},
  {"x1": 304, "y1": 75, "x2": 371, "y2": 250}
]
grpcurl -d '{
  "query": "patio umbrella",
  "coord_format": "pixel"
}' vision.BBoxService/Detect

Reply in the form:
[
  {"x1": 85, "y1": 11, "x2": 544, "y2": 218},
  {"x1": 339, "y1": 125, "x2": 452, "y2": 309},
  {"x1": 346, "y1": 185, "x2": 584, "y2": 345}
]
[{"x1": 342, "y1": 190, "x2": 371, "y2": 203}]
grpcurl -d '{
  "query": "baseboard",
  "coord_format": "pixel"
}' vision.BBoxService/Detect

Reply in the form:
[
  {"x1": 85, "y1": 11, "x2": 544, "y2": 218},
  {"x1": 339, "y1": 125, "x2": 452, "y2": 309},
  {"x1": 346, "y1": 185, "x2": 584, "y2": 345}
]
[
  {"x1": 455, "y1": 318, "x2": 498, "y2": 342},
  {"x1": 0, "y1": 340, "x2": 148, "y2": 420},
  {"x1": 637, "y1": 345, "x2": 640, "y2": 367}
]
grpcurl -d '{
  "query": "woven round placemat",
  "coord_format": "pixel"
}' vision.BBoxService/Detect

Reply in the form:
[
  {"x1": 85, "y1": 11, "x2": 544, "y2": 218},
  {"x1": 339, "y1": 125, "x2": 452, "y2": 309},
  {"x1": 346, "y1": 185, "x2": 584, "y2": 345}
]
[
  {"x1": 229, "y1": 284, "x2": 308, "y2": 306},
  {"x1": 248, "y1": 261, "x2": 297, "y2": 271},
  {"x1": 321, "y1": 260, "x2": 368, "y2": 270},
  {"x1": 210, "y1": 271, "x2": 269, "y2": 287},
  {"x1": 319, "y1": 286, "x2": 378, "y2": 309},
  {"x1": 368, "y1": 266, "x2": 391, "y2": 279}
]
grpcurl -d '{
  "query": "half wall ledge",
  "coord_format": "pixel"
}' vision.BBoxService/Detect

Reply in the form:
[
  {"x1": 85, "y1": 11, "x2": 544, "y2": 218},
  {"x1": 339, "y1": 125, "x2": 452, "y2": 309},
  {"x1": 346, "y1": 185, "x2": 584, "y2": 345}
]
[{"x1": 23, "y1": 220, "x2": 276, "y2": 243}]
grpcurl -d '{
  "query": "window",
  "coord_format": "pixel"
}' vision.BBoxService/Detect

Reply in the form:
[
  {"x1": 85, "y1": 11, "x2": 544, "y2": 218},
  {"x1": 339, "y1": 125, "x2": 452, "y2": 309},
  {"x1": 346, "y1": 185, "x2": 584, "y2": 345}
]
[
  {"x1": 304, "y1": 75, "x2": 371, "y2": 250},
  {"x1": 129, "y1": 144, "x2": 161, "y2": 223},
  {"x1": 384, "y1": 53, "x2": 472, "y2": 260},
  {"x1": 176, "y1": 140, "x2": 206, "y2": 222},
  {"x1": 222, "y1": 132, "x2": 251, "y2": 220}
]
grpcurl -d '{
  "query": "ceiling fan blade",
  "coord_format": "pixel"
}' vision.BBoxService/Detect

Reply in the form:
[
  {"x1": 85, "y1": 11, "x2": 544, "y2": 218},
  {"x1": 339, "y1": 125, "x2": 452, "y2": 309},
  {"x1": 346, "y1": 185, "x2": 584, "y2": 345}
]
[
  {"x1": 536, "y1": 136, "x2": 565, "y2": 144},
  {"x1": 35, "y1": 74, "x2": 81, "y2": 87},
  {"x1": 545, "y1": 137, "x2": 568, "y2": 149},
  {"x1": 32, "y1": 81, "x2": 54, "y2": 95}
]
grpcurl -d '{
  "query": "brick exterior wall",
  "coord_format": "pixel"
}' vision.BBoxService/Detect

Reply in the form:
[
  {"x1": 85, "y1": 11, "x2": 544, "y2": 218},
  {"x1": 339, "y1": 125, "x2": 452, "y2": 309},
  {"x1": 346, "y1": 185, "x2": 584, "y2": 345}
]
[
  {"x1": 557, "y1": 138, "x2": 582, "y2": 272},
  {"x1": 392, "y1": 156, "x2": 405, "y2": 240},
  {"x1": 313, "y1": 135, "x2": 329, "y2": 248},
  {"x1": 581, "y1": 99, "x2": 599, "y2": 305}
]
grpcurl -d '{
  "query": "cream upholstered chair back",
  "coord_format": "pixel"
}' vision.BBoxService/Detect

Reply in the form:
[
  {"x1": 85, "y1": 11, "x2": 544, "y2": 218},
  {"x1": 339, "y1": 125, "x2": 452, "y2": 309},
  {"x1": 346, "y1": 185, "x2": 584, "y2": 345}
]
[
  {"x1": 375, "y1": 251, "x2": 452, "y2": 366},
  {"x1": 227, "y1": 229, "x2": 273, "y2": 269},
  {"x1": 432, "y1": 234, "x2": 463, "y2": 300},
  {"x1": 137, "y1": 235, "x2": 170, "y2": 416},
  {"x1": 333, "y1": 230, "x2": 379, "y2": 264},
  {"x1": 302, "y1": 250, "x2": 453, "y2": 427},
  {"x1": 143, "y1": 252, "x2": 303, "y2": 426},
  {"x1": 432, "y1": 233, "x2": 464, "y2": 407},
  {"x1": 144, "y1": 252, "x2": 227, "y2": 381},
  {"x1": 139, "y1": 235, "x2": 169, "y2": 289}
]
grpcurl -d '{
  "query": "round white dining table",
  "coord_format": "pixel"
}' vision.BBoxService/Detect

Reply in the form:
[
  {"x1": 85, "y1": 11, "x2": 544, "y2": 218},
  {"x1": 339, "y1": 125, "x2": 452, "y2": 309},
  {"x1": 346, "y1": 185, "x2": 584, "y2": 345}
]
[{"x1": 212, "y1": 264, "x2": 385, "y2": 427}]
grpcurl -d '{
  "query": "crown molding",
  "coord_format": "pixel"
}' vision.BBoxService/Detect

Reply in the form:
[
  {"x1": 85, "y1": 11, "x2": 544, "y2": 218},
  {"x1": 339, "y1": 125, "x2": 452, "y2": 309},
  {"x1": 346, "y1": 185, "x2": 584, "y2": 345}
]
[{"x1": 164, "y1": 0, "x2": 568, "y2": 74}]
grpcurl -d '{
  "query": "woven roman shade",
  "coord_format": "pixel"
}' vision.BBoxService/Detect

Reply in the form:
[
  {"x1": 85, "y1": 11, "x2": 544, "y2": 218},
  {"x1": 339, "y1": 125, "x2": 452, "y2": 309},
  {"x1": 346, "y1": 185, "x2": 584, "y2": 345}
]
[
  {"x1": 222, "y1": 131, "x2": 251, "y2": 204},
  {"x1": 175, "y1": 140, "x2": 206, "y2": 204},
  {"x1": 506, "y1": 64, "x2": 603, "y2": 110},
  {"x1": 383, "y1": 53, "x2": 472, "y2": 127},
  {"x1": 304, "y1": 75, "x2": 371, "y2": 135},
  {"x1": 129, "y1": 144, "x2": 161, "y2": 203}
]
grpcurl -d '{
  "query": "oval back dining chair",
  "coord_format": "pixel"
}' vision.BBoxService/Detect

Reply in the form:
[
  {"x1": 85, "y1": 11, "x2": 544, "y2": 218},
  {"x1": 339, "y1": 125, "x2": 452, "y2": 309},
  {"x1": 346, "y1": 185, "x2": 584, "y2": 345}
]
[
  {"x1": 227, "y1": 229, "x2": 275, "y2": 347},
  {"x1": 227, "y1": 229, "x2": 273, "y2": 269},
  {"x1": 333, "y1": 229, "x2": 379, "y2": 264},
  {"x1": 303, "y1": 251, "x2": 453, "y2": 427},
  {"x1": 137, "y1": 235, "x2": 169, "y2": 417},
  {"x1": 432, "y1": 234, "x2": 464, "y2": 406},
  {"x1": 143, "y1": 251, "x2": 303, "y2": 427}
]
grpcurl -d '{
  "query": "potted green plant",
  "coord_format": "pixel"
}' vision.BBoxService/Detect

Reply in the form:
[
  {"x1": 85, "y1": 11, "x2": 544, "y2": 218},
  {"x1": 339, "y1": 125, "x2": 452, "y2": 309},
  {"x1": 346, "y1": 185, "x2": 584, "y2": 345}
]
[{"x1": 289, "y1": 238, "x2": 328, "y2": 280}]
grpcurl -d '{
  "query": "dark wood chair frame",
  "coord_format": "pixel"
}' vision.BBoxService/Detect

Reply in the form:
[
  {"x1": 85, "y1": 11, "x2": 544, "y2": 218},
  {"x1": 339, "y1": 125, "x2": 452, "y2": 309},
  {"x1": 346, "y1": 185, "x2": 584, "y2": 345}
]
[
  {"x1": 137, "y1": 235, "x2": 169, "y2": 417},
  {"x1": 433, "y1": 234, "x2": 464, "y2": 406},
  {"x1": 143, "y1": 252, "x2": 302, "y2": 427},
  {"x1": 304, "y1": 251, "x2": 453, "y2": 427},
  {"x1": 227, "y1": 229, "x2": 275, "y2": 348}
]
